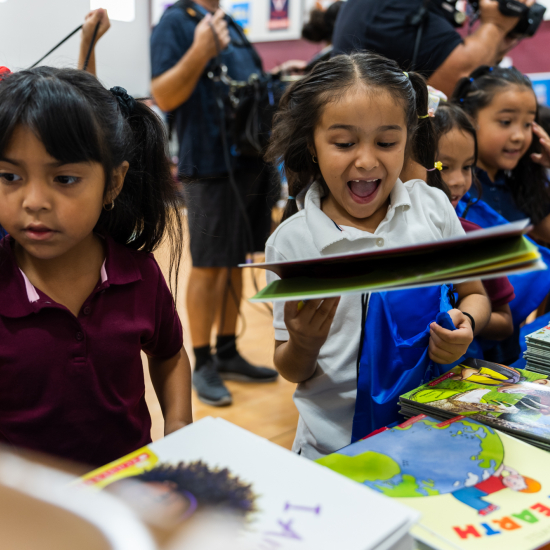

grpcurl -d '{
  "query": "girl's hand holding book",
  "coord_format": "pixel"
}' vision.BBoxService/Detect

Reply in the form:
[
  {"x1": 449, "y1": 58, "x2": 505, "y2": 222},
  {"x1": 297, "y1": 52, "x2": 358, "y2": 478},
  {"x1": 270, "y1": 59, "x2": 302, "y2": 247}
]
[
  {"x1": 285, "y1": 298, "x2": 340, "y2": 353},
  {"x1": 428, "y1": 309, "x2": 474, "y2": 365},
  {"x1": 274, "y1": 298, "x2": 340, "y2": 384}
]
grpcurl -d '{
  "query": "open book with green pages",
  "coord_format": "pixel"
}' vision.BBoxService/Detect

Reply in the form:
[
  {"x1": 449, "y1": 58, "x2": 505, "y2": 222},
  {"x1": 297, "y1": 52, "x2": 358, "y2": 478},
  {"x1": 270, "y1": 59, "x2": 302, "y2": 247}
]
[
  {"x1": 241, "y1": 220, "x2": 545, "y2": 302},
  {"x1": 77, "y1": 417, "x2": 420, "y2": 550},
  {"x1": 398, "y1": 358, "x2": 550, "y2": 452},
  {"x1": 316, "y1": 414, "x2": 550, "y2": 550}
]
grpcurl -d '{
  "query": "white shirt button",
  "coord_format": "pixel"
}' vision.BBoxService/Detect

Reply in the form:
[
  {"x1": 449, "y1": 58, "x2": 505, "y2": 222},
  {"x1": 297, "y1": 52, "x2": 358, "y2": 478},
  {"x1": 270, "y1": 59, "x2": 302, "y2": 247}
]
[{"x1": 376, "y1": 238, "x2": 384, "y2": 247}]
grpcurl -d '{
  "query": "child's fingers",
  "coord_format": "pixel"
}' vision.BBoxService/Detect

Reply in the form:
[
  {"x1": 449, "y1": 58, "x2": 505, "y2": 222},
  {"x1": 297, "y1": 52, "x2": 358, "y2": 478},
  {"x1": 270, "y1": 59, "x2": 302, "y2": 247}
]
[
  {"x1": 295, "y1": 298, "x2": 325, "y2": 323},
  {"x1": 531, "y1": 151, "x2": 550, "y2": 168},
  {"x1": 308, "y1": 297, "x2": 338, "y2": 330},
  {"x1": 284, "y1": 300, "x2": 303, "y2": 320},
  {"x1": 429, "y1": 331, "x2": 463, "y2": 363},
  {"x1": 428, "y1": 342, "x2": 455, "y2": 364},
  {"x1": 316, "y1": 297, "x2": 340, "y2": 331},
  {"x1": 533, "y1": 121, "x2": 550, "y2": 140},
  {"x1": 430, "y1": 322, "x2": 472, "y2": 345},
  {"x1": 429, "y1": 328, "x2": 464, "y2": 358}
]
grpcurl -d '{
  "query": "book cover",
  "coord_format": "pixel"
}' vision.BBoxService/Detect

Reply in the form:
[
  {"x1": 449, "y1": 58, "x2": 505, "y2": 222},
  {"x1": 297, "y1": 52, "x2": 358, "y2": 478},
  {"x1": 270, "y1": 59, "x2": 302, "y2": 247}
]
[
  {"x1": 79, "y1": 417, "x2": 419, "y2": 550},
  {"x1": 399, "y1": 359, "x2": 550, "y2": 447},
  {"x1": 247, "y1": 220, "x2": 534, "y2": 279},
  {"x1": 316, "y1": 415, "x2": 550, "y2": 550},
  {"x1": 243, "y1": 221, "x2": 543, "y2": 302}
]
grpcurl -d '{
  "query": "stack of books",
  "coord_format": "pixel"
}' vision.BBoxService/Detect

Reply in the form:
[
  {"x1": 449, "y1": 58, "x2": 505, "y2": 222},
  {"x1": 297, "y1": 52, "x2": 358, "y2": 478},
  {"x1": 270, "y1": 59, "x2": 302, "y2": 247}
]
[
  {"x1": 398, "y1": 358, "x2": 550, "y2": 451},
  {"x1": 524, "y1": 324, "x2": 550, "y2": 375},
  {"x1": 317, "y1": 413, "x2": 550, "y2": 550}
]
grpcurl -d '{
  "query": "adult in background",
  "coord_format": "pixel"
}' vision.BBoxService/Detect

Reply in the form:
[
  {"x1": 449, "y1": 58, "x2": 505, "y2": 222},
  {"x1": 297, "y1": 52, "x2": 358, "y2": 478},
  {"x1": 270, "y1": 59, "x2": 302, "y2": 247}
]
[
  {"x1": 302, "y1": 1, "x2": 344, "y2": 69},
  {"x1": 151, "y1": 1, "x2": 303, "y2": 406},
  {"x1": 332, "y1": 0, "x2": 536, "y2": 96}
]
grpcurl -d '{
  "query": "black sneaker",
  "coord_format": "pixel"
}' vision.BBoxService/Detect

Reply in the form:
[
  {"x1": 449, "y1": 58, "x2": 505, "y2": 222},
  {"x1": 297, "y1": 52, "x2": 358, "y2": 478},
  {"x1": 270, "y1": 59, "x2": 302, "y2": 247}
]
[
  {"x1": 215, "y1": 354, "x2": 279, "y2": 383},
  {"x1": 192, "y1": 360, "x2": 233, "y2": 406}
]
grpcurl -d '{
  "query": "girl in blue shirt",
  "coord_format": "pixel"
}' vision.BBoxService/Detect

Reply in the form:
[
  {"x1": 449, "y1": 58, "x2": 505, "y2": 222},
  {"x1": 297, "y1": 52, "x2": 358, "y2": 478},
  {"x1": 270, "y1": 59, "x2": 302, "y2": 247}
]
[{"x1": 452, "y1": 65, "x2": 550, "y2": 241}]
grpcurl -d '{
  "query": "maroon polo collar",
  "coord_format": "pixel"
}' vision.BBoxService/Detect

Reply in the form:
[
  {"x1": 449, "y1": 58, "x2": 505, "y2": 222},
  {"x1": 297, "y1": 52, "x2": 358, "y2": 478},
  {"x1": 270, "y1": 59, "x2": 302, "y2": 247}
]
[{"x1": 0, "y1": 235, "x2": 142, "y2": 318}]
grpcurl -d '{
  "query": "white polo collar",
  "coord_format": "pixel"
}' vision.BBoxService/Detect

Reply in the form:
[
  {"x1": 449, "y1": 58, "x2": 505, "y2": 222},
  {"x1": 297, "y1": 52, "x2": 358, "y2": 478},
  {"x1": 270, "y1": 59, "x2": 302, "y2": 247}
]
[{"x1": 304, "y1": 179, "x2": 412, "y2": 253}]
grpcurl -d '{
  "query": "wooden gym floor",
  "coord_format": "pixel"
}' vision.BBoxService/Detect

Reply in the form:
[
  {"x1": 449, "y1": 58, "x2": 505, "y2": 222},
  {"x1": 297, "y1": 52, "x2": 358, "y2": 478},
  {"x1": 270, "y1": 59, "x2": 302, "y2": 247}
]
[{"x1": 143, "y1": 219, "x2": 299, "y2": 450}]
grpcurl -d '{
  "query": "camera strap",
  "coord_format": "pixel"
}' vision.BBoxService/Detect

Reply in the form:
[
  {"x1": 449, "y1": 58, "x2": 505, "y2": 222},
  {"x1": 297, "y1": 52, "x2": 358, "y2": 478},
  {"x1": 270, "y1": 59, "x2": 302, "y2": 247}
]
[
  {"x1": 407, "y1": 0, "x2": 432, "y2": 71},
  {"x1": 29, "y1": 22, "x2": 99, "y2": 70}
]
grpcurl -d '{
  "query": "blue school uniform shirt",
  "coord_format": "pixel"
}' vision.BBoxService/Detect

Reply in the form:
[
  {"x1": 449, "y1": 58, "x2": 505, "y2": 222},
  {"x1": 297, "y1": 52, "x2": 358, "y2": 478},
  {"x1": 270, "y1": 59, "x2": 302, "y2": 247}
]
[
  {"x1": 475, "y1": 168, "x2": 534, "y2": 222},
  {"x1": 150, "y1": 2, "x2": 264, "y2": 178}
]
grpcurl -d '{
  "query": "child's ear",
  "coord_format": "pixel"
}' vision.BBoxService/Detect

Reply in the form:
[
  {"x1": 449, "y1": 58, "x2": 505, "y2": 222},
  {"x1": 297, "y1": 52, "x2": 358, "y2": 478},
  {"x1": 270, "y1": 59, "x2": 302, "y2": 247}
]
[{"x1": 104, "y1": 161, "x2": 129, "y2": 206}]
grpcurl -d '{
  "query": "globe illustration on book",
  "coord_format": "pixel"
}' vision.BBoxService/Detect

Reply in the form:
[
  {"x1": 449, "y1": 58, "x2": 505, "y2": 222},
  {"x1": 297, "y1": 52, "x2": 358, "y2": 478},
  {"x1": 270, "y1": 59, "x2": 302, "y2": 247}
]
[{"x1": 317, "y1": 418, "x2": 504, "y2": 497}]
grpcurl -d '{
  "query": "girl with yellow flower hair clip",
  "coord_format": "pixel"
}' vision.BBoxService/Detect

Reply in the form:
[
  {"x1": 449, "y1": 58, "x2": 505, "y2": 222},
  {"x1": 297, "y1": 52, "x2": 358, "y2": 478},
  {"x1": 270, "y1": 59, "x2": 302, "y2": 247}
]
[{"x1": 431, "y1": 102, "x2": 515, "y2": 347}]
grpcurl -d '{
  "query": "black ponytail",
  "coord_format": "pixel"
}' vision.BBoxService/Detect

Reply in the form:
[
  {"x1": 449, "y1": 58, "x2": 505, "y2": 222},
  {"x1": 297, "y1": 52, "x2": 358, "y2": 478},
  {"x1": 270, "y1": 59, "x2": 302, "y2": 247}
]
[
  {"x1": 0, "y1": 67, "x2": 183, "y2": 292},
  {"x1": 451, "y1": 65, "x2": 550, "y2": 224},
  {"x1": 97, "y1": 99, "x2": 183, "y2": 291},
  {"x1": 408, "y1": 72, "x2": 450, "y2": 198},
  {"x1": 267, "y1": 51, "x2": 448, "y2": 223}
]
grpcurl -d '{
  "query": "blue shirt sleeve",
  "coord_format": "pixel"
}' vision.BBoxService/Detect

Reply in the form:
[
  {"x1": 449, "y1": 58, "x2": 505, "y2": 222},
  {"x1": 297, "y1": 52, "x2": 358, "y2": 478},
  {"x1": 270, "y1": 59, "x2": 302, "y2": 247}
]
[{"x1": 150, "y1": 8, "x2": 194, "y2": 79}]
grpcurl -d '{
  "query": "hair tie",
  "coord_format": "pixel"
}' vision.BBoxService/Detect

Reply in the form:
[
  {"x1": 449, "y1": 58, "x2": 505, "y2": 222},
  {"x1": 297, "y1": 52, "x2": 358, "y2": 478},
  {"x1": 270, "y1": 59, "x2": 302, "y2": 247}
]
[
  {"x1": 403, "y1": 71, "x2": 409, "y2": 78},
  {"x1": 469, "y1": 77, "x2": 474, "y2": 82},
  {"x1": 488, "y1": 67, "x2": 494, "y2": 72},
  {"x1": 459, "y1": 98, "x2": 465, "y2": 103},
  {"x1": 427, "y1": 161, "x2": 443, "y2": 172},
  {"x1": 418, "y1": 110, "x2": 435, "y2": 119},
  {"x1": 288, "y1": 196, "x2": 296, "y2": 200},
  {"x1": 110, "y1": 86, "x2": 137, "y2": 117}
]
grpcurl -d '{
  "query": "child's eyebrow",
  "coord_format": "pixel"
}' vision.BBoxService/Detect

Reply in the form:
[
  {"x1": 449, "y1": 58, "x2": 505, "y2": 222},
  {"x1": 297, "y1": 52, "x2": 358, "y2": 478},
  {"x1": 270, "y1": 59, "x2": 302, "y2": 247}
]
[
  {"x1": 0, "y1": 156, "x2": 20, "y2": 166},
  {"x1": 327, "y1": 124, "x2": 403, "y2": 131},
  {"x1": 497, "y1": 108, "x2": 537, "y2": 115},
  {"x1": 0, "y1": 156, "x2": 66, "y2": 167}
]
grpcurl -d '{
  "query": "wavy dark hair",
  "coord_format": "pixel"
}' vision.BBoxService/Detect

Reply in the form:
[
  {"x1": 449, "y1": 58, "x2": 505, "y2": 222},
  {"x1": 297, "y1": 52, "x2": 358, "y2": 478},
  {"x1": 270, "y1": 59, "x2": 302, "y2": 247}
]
[
  {"x1": 301, "y1": 1, "x2": 343, "y2": 43},
  {"x1": 266, "y1": 51, "x2": 447, "y2": 222},
  {"x1": 433, "y1": 102, "x2": 481, "y2": 214},
  {"x1": 134, "y1": 461, "x2": 257, "y2": 516},
  {"x1": 0, "y1": 67, "x2": 183, "y2": 292},
  {"x1": 451, "y1": 65, "x2": 550, "y2": 224}
]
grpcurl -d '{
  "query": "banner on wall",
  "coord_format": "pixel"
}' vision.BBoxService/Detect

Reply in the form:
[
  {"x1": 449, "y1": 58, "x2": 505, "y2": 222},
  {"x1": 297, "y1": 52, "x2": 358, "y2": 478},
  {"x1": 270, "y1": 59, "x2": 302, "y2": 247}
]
[
  {"x1": 230, "y1": 2, "x2": 250, "y2": 34},
  {"x1": 268, "y1": 0, "x2": 290, "y2": 30}
]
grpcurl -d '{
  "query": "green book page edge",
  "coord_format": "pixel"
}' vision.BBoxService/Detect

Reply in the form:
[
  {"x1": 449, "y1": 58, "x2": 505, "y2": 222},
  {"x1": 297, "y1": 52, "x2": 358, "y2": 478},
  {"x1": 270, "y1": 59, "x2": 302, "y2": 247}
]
[{"x1": 252, "y1": 237, "x2": 540, "y2": 302}]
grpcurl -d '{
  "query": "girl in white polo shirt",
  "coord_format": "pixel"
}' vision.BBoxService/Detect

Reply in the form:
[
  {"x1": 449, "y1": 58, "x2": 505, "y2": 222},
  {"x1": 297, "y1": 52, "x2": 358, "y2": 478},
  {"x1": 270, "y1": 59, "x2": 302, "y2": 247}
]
[{"x1": 264, "y1": 52, "x2": 491, "y2": 460}]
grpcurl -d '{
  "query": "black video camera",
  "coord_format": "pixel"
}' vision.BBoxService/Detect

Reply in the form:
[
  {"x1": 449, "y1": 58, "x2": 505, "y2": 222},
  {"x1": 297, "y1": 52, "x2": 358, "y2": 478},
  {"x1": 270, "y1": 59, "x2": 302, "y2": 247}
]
[
  {"x1": 469, "y1": 0, "x2": 546, "y2": 38},
  {"x1": 437, "y1": 0, "x2": 545, "y2": 38}
]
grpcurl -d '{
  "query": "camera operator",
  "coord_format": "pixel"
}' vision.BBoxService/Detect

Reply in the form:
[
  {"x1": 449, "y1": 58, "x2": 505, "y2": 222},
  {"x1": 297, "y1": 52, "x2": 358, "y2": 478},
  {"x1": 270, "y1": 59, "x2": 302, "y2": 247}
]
[
  {"x1": 332, "y1": 0, "x2": 536, "y2": 96},
  {"x1": 151, "y1": 1, "x2": 303, "y2": 406}
]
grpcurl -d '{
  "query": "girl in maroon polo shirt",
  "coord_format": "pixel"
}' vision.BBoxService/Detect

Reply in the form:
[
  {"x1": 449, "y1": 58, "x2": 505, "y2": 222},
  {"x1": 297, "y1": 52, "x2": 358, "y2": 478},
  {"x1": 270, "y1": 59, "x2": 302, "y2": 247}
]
[
  {"x1": 433, "y1": 103, "x2": 515, "y2": 343},
  {"x1": 0, "y1": 67, "x2": 192, "y2": 467}
]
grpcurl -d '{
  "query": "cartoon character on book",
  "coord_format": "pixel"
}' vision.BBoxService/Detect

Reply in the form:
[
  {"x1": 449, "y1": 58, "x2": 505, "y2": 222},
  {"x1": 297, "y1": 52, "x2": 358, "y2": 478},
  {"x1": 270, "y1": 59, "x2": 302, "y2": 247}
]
[
  {"x1": 498, "y1": 378, "x2": 550, "y2": 420},
  {"x1": 451, "y1": 358, "x2": 524, "y2": 386},
  {"x1": 451, "y1": 464, "x2": 541, "y2": 516},
  {"x1": 409, "y1": 387, "x2": 520, "y2": 415}
]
